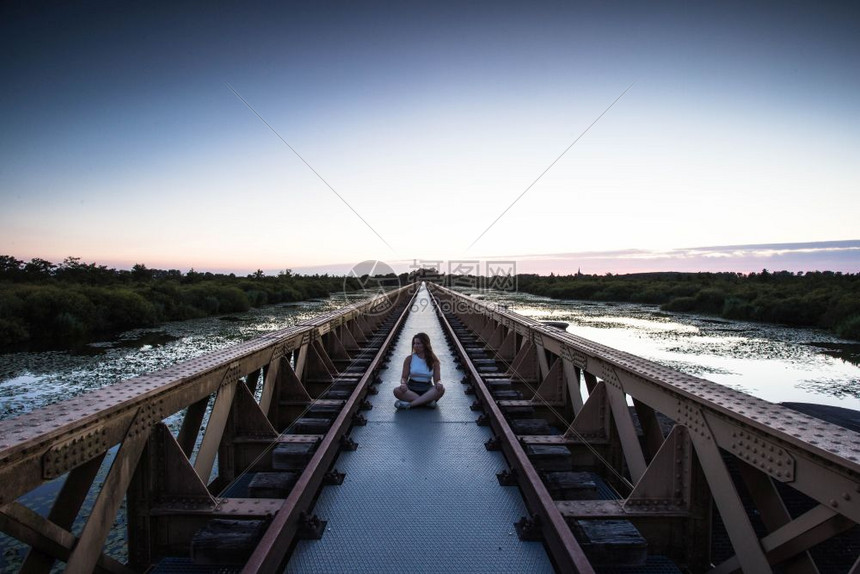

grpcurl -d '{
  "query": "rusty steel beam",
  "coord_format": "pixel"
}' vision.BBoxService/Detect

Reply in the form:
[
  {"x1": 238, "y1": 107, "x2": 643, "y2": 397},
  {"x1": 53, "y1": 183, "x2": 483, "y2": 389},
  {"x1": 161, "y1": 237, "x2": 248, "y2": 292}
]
[
  {"x1": 20, "y1": 451, "x2": 106, "y2": 573},
  {"x1": 429, "y1": 288, "x2": 595, "y2": 574},
  {"x1": 0, "y1": 502, "x2": 131, "y2": 574},
  {"x1": 240, "y1": 287, "x2": 417, "y2": 572}
]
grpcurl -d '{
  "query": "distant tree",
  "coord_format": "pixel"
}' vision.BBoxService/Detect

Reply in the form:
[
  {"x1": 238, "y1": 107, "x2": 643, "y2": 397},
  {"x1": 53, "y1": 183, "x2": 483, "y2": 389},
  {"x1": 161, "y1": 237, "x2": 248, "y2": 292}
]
[
  {"x1": 56, "y1": 256, "x2": 116, "y2": 284},
  {"x1": 183, "y1": 268, "x2": 204, "y2": 284},
  {"x1": 0, "y1": 255, "x2": 23, "y2": 279},
  {"x1": 24, "y1": 258, "x2": 55, "y2": 278},
  {"x1": 131, "y1": 263, "x2": 153, "y2": 281}
]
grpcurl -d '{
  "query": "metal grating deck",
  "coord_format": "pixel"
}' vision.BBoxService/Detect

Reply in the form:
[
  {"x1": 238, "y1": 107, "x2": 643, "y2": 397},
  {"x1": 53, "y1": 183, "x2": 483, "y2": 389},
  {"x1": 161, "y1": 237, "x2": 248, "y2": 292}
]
[{"x1": 285, "y1": 286, "x2": 554, "y2": 573}]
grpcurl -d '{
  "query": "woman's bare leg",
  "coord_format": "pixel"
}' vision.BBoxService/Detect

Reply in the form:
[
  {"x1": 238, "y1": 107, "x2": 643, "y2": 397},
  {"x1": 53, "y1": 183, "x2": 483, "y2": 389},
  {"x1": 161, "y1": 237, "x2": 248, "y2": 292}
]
[
  {"x1": 409, "y1": 385, "x2": 445, "y2": 407},
  {"x1": 393, "y1": 387, "x2": 420, "y2": 402}
]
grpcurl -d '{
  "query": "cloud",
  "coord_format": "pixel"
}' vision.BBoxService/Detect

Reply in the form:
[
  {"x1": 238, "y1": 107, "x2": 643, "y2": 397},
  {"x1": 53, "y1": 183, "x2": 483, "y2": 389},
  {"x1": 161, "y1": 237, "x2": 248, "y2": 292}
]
[
  {"x1": 286, "y1": 240, "x2": 859, "y2": 276},
  {"x1": 505, "y1": 240, "x2": 860, "y2": 274}
]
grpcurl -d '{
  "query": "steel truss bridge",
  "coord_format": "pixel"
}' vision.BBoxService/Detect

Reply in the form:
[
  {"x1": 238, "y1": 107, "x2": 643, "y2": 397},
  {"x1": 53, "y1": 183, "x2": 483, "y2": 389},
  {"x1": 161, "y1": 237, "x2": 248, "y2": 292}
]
[{"x1": 0, "y1": 282, "x2": 858, "y2": 573}]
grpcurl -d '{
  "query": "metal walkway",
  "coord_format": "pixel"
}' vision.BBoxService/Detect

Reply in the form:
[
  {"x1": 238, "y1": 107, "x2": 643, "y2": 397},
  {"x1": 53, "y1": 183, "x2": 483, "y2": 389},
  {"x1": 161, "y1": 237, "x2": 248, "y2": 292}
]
[{"x1": 286, "y1": 285, "x2": 554, "y2": 573}]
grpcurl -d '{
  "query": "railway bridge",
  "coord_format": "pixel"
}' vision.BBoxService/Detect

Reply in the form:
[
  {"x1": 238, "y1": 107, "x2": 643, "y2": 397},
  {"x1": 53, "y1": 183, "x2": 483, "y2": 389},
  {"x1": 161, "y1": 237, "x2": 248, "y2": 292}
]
[{"x1": 0, "y1": 282, "x2": 858, "y2": 572}]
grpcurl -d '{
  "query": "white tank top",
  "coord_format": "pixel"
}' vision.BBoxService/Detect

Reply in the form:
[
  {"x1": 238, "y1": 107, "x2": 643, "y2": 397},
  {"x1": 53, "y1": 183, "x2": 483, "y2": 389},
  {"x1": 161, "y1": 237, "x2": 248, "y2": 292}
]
[{"x1": 409, "y1": 354, "x2": 433, "y2": 382}]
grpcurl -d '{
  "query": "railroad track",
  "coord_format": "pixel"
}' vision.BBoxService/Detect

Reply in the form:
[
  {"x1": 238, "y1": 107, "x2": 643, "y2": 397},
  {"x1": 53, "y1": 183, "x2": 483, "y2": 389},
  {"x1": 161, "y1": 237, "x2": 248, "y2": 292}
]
[
  {"x1": 3, "y1": 281, "x2": 858, "y2": 573},
  {"x1": 432, "y1": 288, "x2": 686, "y2": 574},
  {"x1": 155, "y1": 289, "x2": 417, "y2": 572},
  {"x1": 151, "y1": 285, "x2": 603, "y2": 573}
]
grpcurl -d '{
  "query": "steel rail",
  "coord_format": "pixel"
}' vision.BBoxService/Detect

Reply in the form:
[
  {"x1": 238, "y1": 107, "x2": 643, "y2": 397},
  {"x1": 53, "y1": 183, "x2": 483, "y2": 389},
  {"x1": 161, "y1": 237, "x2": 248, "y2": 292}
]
[
  {"x1": 241, "y1": 287, "x2": 418, "y2": 572},
  {"x1": 427, "y1": 287, "x2": 596, "y2": 574}
]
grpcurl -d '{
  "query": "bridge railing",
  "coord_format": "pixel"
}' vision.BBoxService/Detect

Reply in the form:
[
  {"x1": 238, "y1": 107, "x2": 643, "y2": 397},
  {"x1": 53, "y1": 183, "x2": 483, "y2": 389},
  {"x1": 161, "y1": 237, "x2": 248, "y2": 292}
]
[
  {"x1": 0, "y1": 285, "x2": 414, "y2": 573},
  {"x1": 429, "y1": 283, "x2": 860, "y2": 573}
]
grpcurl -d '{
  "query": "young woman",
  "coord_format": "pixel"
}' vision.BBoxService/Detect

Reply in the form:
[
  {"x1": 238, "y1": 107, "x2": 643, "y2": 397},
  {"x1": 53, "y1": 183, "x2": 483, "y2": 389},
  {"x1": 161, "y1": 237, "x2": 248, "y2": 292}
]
[{"x1": 393, "y1": 332, "x2": 445, "y2": 409}]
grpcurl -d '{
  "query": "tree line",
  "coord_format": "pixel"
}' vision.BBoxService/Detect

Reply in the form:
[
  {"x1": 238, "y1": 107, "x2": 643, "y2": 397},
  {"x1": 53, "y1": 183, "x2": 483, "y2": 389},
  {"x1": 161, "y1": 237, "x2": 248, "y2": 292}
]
[
  {"x1": 515, "y1": 270, "x2": 860, "y2": 341},
  {"x1": 0, "y1": 255, "x2": 381, "y2": 349}
]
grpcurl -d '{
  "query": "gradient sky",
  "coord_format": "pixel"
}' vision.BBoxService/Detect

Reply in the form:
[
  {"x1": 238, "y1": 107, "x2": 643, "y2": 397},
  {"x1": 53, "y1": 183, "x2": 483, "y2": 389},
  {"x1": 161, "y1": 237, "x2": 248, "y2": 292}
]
[{"x1": 1, "y1": 1, "x2": 858, "y2": 274}]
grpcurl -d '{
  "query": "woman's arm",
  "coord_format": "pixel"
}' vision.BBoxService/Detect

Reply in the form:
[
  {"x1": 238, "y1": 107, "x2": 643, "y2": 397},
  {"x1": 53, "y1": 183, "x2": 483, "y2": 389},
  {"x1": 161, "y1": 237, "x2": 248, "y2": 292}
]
[
  {"x1": 400, "y1": 356, "x2": 411, "y2": 386},
  {"x1": 433, "y1": 360, "x2": 442, "y2": 385}
]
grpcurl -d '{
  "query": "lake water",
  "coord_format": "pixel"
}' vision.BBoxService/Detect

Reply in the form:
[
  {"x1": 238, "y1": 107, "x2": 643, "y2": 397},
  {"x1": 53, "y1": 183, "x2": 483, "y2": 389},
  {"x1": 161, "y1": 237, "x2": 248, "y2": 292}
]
[{"x1": 473, "y1": 289, "x2": 860, "y2": 410}]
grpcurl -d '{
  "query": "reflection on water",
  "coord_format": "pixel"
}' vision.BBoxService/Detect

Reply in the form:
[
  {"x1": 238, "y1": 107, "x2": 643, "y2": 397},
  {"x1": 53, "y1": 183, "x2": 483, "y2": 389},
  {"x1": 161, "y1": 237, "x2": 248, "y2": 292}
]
[
  {"x1": 808, "y1": 342, "x2": 860, "y2": 368},
  {"x1": 471, "y1": 290, "x2": 860, "y2": 410}
]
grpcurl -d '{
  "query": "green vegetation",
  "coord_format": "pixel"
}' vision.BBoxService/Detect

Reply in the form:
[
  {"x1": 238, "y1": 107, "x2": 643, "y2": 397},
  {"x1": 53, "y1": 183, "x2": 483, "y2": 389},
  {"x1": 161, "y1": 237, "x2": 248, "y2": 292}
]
[
  {"x1": 0, "y1": 255, "x2": 373, "y2": 349},
  {"x1": 516, "y1": 270, "x2": 860, "y2": 341}
]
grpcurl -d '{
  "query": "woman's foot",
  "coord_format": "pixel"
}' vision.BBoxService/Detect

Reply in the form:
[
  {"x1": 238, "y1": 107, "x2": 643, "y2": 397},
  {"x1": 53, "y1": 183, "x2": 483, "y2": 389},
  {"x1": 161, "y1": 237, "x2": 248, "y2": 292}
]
[{"x1": 394, "y1": 399, "x2": 411, "y2": 409}]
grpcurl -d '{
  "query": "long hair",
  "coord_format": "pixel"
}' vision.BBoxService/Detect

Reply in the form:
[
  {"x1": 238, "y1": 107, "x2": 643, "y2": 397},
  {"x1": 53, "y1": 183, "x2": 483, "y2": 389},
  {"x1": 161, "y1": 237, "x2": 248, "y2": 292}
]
[{"x1": 412, "y1": 332, "x2": 439, "y2": 371}]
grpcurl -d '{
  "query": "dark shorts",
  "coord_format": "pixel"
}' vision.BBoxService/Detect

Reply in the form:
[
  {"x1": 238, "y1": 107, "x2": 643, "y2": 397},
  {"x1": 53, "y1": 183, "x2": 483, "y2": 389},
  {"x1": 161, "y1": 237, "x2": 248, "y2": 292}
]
[{"x1": 407, "y1": 379, "x2": 433, "y2": 394}]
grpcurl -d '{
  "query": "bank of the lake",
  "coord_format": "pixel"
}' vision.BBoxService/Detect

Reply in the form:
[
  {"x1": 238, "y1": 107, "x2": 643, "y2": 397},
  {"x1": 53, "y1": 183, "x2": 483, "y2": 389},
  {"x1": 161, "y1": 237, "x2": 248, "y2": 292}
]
[{"x1": 516, "y1": 271, "x2": 860, "y2": 341}]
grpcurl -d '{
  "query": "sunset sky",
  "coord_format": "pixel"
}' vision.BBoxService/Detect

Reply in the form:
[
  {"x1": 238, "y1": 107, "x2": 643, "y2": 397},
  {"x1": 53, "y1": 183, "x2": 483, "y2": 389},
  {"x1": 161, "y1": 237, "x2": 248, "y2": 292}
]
[{"x1": 1, "y1": 1, "x2": 858, "y2": 275}]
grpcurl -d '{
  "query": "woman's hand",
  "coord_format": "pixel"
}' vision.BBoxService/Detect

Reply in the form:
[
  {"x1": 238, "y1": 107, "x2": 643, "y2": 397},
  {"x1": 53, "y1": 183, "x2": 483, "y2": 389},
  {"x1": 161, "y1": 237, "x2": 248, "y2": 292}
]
[
  {"x1": 399, "y1": 383, "x2": 408, "y2": 393},
  {"x1": 434, "y1": 382, "x2": 445, "y2": 393}
]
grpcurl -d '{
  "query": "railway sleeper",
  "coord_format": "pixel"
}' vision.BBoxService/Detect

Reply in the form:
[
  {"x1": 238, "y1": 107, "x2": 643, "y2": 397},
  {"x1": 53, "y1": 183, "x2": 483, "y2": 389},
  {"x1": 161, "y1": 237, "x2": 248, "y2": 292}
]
[
  {"x1": 273, "y1": 441, "x2": 318, "y2": 470},
  {"x1": 570, "y1": 519, "x2": 648, "y2": 567},
  {"x1": 190, "y1": 519, "x2": 269, "y2": 566},
  {"x1": 342, "y1": 364, "x2": 369, "y2": 374},
  {"x1": 321, "y1": 389, "x2": 352, "y2": 400},
  {"x1": 524, "y1": 444, "x2": 574, "y2": 472},
  {"x1": 542, "y1": 470, "x2": 602, "y2": 500},
  {"x1": 490, "y1": 389, "x2": 524, "y2": 400},
  {"x1": 289, "y1": 416, "x2": 334, "y2": 434},
  {"x1": 486, "y1": 380, "x2": 514, "y2": 392},
  {"x1": 247, "y1": 471, "x2": 299, "y2": 498},
  {"x1": 465, "y1": 347, "x2": 489, "y2": 358},
  {"x1": 499, "y1": 403, "x2": 537, "y2": 418},
  {"x1": 328, "y1": 381, "x2": 359, "y2": 392},
  {"x1": 509, "y1": 418, "x2": 561, "y2": 435},
  {"x1": 306, "y1": 401, "x2": 346, "y2": 417}
]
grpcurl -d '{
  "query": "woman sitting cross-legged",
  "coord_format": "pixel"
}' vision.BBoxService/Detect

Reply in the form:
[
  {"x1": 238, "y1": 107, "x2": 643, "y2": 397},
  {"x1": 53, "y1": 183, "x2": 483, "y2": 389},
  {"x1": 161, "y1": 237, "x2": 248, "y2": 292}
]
[{"x1": 394, "y1": 332, "x2": 445, "y2": 409}]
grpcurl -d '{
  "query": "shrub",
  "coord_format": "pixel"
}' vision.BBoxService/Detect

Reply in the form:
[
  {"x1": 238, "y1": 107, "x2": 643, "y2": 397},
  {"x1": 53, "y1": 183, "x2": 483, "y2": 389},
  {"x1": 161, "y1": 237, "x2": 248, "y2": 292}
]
[
  {"x1": 722, "y1": 297, "x2": 754, "y2": 320},
  {"x1": 19, "y1": 285, "x2": 96, "y2": 339},
  {"x1": 836, "y1": 315, "x2": 860, "y2": 340},
  {"x1": 662, "y1": 296, "x2": 697, "y2": 312},
  {"x1": 693, "y1": 288, "x2": 726, "y2": 314},
  {"x1": 0, "y1": 318, "x2": 29, "y2": 346},
  {"x1": 244, "y1": 289, "x2": 269, "y2": 307},
  {"x1": 95, "y1": 288, "x2": 159, "y2": 331}
]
